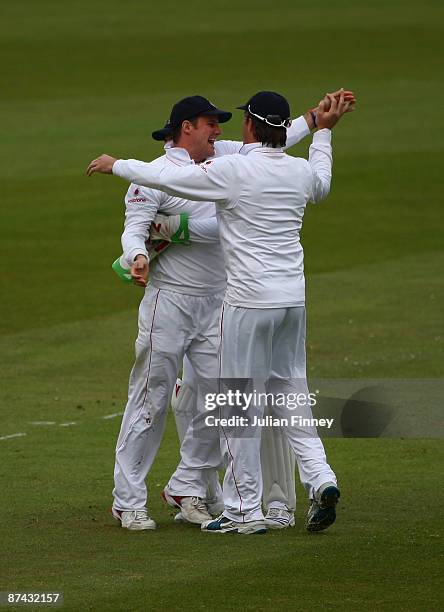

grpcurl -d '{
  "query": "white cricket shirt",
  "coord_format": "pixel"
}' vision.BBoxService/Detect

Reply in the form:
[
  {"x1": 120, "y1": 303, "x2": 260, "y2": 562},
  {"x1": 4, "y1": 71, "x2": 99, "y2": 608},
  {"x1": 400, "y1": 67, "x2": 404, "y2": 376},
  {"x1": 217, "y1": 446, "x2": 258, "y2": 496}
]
[
  {"x1": 121, "y1": 147, "x2": 226, "y2": 296},
  {"x1": 116, "y1": 122, "x2": 327, "y2": 307},
  {"x1": 119, "y1": 116, "x2": 311, "y2": 298}
]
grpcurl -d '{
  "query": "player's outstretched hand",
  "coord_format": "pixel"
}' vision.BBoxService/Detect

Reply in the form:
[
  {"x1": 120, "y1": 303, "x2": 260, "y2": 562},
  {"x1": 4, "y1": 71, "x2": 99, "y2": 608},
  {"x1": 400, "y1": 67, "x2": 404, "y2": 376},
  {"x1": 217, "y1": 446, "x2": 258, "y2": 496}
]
[
  {"x1": 324, "y1": 88, "x2": 356, "y2": 113},
  {"x1": 306, "y1": 88, "x2": 355, "y2": 129},
  {"x1": 316, "y1": 90, "x2": 352, "y2": 130},
  {"x1": 131, "y1": 255, "x2": 149, "y2": 288},
  {"x1": 86, "y1": 154, "x2": 117, "y2": 176}
]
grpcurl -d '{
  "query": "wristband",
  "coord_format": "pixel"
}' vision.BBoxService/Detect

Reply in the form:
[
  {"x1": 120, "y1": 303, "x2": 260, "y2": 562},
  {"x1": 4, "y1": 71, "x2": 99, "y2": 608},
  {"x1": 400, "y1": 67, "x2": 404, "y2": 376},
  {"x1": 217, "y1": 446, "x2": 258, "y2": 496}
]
[
  {"x1": 310, "y1": 111, "x2": 317, "y2": 129},
  {"x1": 111, "y1": 256, "x2": 133, "y2": 283}
]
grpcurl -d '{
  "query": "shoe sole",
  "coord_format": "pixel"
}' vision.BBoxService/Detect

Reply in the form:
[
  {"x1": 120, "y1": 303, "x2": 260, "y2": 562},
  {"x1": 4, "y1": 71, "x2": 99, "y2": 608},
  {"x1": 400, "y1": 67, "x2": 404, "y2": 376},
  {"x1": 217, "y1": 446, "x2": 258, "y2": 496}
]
[
  {"x1": 239, "y1": 528, "x2": 267, "y2": 535},
  {"x1": 202, "y1": 520, "x2": 267, "y2": 535},
  {"x1": 203, "y1": 528, "x2": 267, "y2": 534},
  {"x1": 306, "y1": 486, "x2": 340, "y2": 533},
  {"x1": 124, "y1": 523, "x2": 156, "y2": 531},
  {"x1": 264, "y1": 518, "x2": 295, "y2": 529}
]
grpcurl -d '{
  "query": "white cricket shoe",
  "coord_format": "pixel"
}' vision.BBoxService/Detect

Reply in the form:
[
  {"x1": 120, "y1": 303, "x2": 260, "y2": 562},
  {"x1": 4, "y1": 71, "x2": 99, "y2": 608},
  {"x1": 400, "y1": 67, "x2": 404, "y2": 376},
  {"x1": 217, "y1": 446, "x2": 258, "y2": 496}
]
[
  {"x1": 162, "y1": 490, "x2": 212, "y2": 524},
  {"x1": 111, "y1": 507, "x2": 156, "y2": 531},
  {"x1": 201, "y1": 515, "x2": 267, "y2": 535},
  {"x1": 173, "y1": 502, "x2": 222, "y2": 522},
  {"x1": 264, "y1": 507, "x2": 295, "y2": 529}
]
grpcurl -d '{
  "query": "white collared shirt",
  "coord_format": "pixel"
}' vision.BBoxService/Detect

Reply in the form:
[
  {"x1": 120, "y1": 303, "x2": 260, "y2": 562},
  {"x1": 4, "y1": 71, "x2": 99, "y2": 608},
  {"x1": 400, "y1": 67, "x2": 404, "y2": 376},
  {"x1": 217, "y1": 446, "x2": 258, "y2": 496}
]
[
  {"x1": 115, "y1": 129, "x2": 332, "y2": 308},
  {"x1": 122, "y1": 145, "x2": 226, "y2": 296}
]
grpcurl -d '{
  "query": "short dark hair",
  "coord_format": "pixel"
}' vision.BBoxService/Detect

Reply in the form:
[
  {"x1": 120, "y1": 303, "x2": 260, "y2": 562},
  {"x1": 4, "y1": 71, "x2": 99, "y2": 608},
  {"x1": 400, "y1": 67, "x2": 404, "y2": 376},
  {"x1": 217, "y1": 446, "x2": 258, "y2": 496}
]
[
  {"x1": 171, "y1": 116, "x2": 200, "y2": 144},
  {"x1": 247, "y1": 113, "x2": 287, "y2": 148}
]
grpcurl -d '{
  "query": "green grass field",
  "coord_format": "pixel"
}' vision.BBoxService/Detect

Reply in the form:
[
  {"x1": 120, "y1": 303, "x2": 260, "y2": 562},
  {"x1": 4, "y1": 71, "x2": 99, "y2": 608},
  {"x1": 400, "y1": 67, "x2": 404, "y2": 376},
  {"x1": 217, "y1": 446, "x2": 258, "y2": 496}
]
[{"x1": 1, "y1": 1, "x2": 443, "y2": 610}]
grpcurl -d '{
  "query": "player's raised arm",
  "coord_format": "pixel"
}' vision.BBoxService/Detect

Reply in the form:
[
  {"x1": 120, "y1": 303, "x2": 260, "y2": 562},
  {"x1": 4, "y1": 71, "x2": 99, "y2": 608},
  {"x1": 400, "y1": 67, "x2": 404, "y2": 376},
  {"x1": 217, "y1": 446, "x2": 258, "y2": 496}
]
[
  {"x1": 308, "y1": 91, "x2": 352, "y2": 203},
  {"x1": 308, "y1": 129, "x2": 332, "y2": 203},
  {"x1": 285, "y1": 115, "x2": 312, "y2": 149}
]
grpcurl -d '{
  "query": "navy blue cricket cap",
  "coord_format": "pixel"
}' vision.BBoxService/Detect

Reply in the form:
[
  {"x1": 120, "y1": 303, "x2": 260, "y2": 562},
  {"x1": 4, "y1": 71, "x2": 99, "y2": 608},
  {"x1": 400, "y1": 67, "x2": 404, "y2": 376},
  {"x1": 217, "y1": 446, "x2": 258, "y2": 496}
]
[
  {"x1": 152, "y1": 95, "x2": 232, "y2": 141},
  {"x1": 237, "y1": 91, "x2": 291, "y2": 127}
]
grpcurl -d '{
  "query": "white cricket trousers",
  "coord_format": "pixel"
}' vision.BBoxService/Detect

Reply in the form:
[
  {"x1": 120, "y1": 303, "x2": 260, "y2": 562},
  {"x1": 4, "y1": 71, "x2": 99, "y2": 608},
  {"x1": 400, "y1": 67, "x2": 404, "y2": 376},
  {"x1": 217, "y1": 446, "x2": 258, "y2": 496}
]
[
  {"x1": 219, "y1": 304, "x2": 337, "y2": 522},
  {"x1": 112, "y1": 286, "x2": 223, "y2": 510}
]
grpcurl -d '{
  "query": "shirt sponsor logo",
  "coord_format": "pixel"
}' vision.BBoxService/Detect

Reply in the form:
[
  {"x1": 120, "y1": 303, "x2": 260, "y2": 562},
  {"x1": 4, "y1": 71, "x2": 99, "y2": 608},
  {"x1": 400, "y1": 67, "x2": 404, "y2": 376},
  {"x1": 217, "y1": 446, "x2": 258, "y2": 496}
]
[{"x1": 128, "y1": 197, "x2": 147, "y2": 203}]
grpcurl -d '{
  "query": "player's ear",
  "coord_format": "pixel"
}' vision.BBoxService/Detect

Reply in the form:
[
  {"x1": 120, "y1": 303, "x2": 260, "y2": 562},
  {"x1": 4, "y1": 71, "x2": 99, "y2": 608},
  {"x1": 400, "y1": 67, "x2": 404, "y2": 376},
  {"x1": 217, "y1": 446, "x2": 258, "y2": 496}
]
[
  {"x1": 181, "y1": 120, "x2": 193, "y2": 135},
  {"x1": 245, "y1": 115, "x2": 255, "y2": 131},
  {"x1": 244, "y1": 114, "x2": 254, "y2": 136}
]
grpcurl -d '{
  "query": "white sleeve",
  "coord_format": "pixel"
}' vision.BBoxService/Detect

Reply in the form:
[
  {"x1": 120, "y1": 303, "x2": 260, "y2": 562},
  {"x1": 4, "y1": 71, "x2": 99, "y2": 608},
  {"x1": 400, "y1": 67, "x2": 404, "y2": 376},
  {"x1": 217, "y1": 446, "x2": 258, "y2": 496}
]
[
  {"x1": 121, "y1": 184, "x2": 161, "y2": 266},
  {"x1": 113, "y1": 156, "x2": 238, "y2": 206},
  {"x1": 214, "y1": 139, "x2": 243, "y2": 157},
  {"x1": 188, "y1": 217, "x2": 220, "y2": 243},
  {"x1": 308, "y1": 129, "x2": 332, "y2": 203},
  {"x1": 285, "y1": 115, "x2": 311, "y2": 149}
]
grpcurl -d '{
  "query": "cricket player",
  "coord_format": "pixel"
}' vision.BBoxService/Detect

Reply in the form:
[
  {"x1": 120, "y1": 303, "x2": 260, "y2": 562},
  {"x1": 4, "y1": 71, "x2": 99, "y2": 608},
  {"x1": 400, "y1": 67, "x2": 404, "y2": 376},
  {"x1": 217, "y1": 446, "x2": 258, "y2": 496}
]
[
  {"x1": 99, "y1": 94, "x2": 331, "y2": 531},
  {"x1": 147, "y1": 213, "x2": 296, "y2": 527},
  {"x1": 87, "y1": 89, "x2": 352, "y2": 534}
]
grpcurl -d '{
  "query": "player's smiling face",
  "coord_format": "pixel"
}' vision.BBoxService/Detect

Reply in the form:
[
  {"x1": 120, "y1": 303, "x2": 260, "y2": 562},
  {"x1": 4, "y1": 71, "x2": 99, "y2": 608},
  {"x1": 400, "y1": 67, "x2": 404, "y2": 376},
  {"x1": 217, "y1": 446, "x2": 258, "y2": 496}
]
[{"x1": 189, "y1": 115, "x2": 221, "y2": 161}]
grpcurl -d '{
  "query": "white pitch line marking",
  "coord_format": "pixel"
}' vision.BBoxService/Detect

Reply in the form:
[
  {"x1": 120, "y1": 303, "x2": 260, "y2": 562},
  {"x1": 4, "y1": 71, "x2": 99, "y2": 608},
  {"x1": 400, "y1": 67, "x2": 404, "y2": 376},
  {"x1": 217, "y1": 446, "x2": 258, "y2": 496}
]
[
  {"x1": 29, "y1": 421, "x2": 56, "y2": 426},
  {"x1": 59, "y1": 422, "x2": 77, "y2": 427},
  {"x1": 101, "y1": 412, "x2": 123, "y2": 420},
  {"x1": 0, "y1": 432, "x2": 27, "y2": 441}
]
